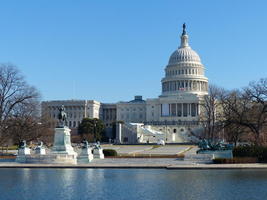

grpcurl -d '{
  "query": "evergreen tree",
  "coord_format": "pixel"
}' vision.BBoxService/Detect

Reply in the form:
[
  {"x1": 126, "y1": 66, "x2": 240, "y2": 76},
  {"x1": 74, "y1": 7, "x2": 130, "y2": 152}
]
[{"x1": 78, "y1": 118, "x2": 105, "y2": 142}]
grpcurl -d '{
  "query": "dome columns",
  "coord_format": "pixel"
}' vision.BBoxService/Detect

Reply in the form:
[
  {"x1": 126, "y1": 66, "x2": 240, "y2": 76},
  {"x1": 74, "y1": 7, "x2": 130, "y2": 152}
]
[{"x1": 162, "y1": 80, "x2": 208, "y2": 93}]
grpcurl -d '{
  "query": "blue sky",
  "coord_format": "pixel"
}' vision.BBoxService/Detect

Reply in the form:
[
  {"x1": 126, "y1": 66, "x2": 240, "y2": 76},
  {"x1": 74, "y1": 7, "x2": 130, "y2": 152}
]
[{"x1": 0, "y1": 0, "x2": 266, "y2": 102}]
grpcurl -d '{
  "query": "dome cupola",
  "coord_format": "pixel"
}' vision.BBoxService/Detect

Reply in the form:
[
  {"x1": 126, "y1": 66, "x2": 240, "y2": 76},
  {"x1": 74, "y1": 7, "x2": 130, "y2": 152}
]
[{"x1": 168, "y1": 23, "x2": 201, "y2": 65}]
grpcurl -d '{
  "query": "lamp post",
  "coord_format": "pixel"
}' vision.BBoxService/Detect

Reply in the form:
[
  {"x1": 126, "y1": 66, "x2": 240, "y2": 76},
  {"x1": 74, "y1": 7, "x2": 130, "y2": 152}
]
[
  {"x1": 165, "y1": 120, "x2": 168, "y2": 142},
  {"x1": 93, "y1": 120, "x2": 97, "y2": 142}
]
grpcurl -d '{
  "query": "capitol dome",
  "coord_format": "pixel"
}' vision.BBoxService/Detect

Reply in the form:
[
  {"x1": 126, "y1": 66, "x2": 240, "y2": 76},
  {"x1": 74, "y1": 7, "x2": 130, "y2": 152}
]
[
  {"x1": 161, "y1": 24, "x2": 208, "y2": 97},
  {"x1": 168, "y1": 25, "x2": 201, "y2": 65}
]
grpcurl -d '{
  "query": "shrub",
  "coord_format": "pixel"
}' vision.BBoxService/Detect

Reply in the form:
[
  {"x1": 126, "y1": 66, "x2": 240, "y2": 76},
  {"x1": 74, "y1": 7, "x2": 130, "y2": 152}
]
[
  {"x1": 213, "y1": 157, "x2": 258, "y2": 164},
  {"x1": 103, "y1": 149, "x2": 117, "y2": 157},
  {"x1": 233, "y1": 146, "x2": 267, "y2": 162}
]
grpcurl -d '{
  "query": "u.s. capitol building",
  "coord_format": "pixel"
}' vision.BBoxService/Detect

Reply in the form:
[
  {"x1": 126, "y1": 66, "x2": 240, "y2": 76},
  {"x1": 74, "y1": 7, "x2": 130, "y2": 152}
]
[{"x1": 42, "y1": 24, "x2": 208, "y2": 144}]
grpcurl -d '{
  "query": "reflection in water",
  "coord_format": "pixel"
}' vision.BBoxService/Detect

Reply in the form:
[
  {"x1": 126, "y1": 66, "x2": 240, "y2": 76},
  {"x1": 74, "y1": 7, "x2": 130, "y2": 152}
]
[{"x1": 0, "y1": 169, "x2": 267, "y2": 200}]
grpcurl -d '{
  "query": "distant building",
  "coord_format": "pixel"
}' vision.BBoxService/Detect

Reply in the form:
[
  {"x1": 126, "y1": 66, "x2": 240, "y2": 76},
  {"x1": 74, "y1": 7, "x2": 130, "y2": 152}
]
[
  {"x1": 41, "y1": 100, "x2": 101, "y2": 134},
  {"x1": 42, "y1": 24, "x2": 208, "y2": 143},
  {"x1": 116, "y1": 96, "x2": 146, "y2": 123}
]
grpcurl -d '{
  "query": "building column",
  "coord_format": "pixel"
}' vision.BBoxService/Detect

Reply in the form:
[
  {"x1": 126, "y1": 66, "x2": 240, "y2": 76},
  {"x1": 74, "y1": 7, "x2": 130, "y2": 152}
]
[{"x1": 116, "y1": 123, "x2": 122, "y2": 144}]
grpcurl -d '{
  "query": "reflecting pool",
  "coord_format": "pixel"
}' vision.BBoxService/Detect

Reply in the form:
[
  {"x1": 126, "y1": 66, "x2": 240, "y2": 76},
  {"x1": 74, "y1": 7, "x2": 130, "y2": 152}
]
[{"x1": 0, "y1": 168, "x2": 267, "y2": 200}]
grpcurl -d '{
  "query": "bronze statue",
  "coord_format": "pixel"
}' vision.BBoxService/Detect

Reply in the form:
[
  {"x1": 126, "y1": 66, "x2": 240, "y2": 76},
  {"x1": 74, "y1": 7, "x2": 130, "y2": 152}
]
[
  {"x1": 57, "y1": 105, "x2": 67, "y2": 127},
  {"x1": 182, "y1": 23, "x2": 186, "y2": 35},
  {"x1": 82, "y1": 139, "x2": 89, "y2": 149},
  {"x1": 197, "y1": 139, "x2": 233, "y2": 153},
  {"x1": 19, "y1": 140, "x2": 27, "y2": 149}
]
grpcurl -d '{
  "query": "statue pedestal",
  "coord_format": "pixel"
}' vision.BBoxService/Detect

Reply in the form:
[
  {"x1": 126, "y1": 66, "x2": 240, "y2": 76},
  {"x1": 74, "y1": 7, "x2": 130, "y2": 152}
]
[
  {"x1": 93, "y1": 148, "x2": 104, "y2": 159},
  {"x1": 35, "y1": 147, "x2": 46, "y2": 155},
  {"x1": 18, "y1": 147, "x2": 31, "y2": 155},
  {"x1": 16, "y1": 147, "x2": 31, "y2": 163},
  {"x1": 198, "y1": 150, "x2": 233, "y2": 159},
  {"x1": 77, "y1": 147, "x2": 94, "y2": 163},
  {"x1": 51, "y1": 127, "x2": 77, "y2": 164}
]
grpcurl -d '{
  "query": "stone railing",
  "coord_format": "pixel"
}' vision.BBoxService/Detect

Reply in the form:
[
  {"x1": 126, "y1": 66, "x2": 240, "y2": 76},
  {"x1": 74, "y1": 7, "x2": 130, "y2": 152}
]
[{"x1": 144, "y1": 120, "x2": 201, "y2": 126}]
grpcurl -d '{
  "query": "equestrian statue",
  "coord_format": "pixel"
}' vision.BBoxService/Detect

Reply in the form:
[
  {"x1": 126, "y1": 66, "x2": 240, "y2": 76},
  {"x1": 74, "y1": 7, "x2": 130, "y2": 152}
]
[{"x1": 57, "y1": 105, "x2": 68, "y2": 128}]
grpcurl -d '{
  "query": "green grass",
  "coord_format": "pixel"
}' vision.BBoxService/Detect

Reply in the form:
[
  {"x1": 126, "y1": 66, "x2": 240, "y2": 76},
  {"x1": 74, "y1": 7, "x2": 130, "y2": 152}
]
[{"x1": 0, "y1": 145, "x2": 18, "y2": 150}]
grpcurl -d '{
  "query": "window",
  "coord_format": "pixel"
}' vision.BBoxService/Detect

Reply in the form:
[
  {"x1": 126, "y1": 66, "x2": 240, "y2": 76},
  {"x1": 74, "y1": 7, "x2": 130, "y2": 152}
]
[
  {"x1": 191, "y1": 103, "x2": 196, "y2": 117},
  {"x1": 69, "y1": 121, "x2": 72, "y2": 127},
  {"x1": 73, "y1": 121, "x2": 76, "y2": 127},
  {"x1": 171, "y1": 103, "x2": 176, "y2": 116},
  {"x1": 161, "y1": 104, "x2": 170, "y2": 116},
  {"x1": 183, "y1": 103, "x2": 188, "y2": 117},
  {"x1": 173, "y1": 129, "x2": 177, "y2": 133}
]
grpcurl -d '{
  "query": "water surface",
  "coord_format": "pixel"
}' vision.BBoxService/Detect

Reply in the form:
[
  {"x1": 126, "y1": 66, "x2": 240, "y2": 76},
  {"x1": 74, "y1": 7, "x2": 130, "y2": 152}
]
[{"x1": 0, "y1": 168, "x2": 266, "y2": 200}]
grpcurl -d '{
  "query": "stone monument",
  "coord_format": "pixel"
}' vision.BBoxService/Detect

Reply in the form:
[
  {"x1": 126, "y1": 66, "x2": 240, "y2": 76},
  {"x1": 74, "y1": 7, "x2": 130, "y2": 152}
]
[
  {"x1": 15, "y1": 106, "x2": 78, "y2": 164},
  {"x1": 77, "y1": 140, "x2": 94, "y2": 163},
  {"x1": 35, "y1": 141, "x2": 46, "y2": 155},
  {"x1": 50, "y1": 105, "x2": 77, "y2": 164},
  {"x1": 16, "y1": 140, "x2": 31, "y2": 163},
  {"x1": 93, "y1": 141, "x2": 104, "y2": 159},
  {"x1": 197, "y1": 139, "x2": 233, "y2": 159}
]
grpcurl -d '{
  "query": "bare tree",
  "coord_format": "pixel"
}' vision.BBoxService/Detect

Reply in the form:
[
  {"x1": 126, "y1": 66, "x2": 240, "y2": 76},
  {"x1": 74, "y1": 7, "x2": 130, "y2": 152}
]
[
  {"x1": 200, "y1": 84, "x2": 224, "y2": 141},
  {"x1": 0, "y1": 64, "x2": 40, "y2": 145},
  {"x1": 221, "y1": 78, "x2": 267, "y2": 145},
  {"x1": 224, "y1": 123, "x2": 247, "y2": 146},
  {"x1": 242, "y1": 78, "x2": 267, "y2": 144}
]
